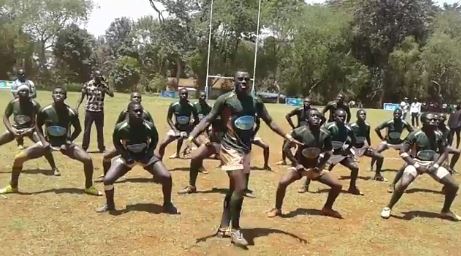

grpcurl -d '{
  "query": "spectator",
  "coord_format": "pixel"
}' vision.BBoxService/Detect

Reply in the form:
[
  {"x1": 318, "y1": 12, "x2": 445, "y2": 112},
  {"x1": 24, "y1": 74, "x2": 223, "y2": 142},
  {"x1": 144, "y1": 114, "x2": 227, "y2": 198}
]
[{"x1": 410, "y1": 97, "x2": 422, "y2": 127}]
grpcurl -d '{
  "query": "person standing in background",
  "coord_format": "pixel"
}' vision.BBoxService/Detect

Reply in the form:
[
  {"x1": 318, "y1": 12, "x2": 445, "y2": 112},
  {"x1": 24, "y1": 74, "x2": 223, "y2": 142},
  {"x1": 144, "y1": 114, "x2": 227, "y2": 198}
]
[
  {"x1": 410, "y1": 98, "x2": 422, "y2": 127},
  {"x1": 400, "y1": 97, "x2": 410, "y2": 121},
  {"x1": 448, "y1": 104, "x2": 461, "y2": 148},
  {"x1": 76, "y1": 70, "x2": 114, "y2": 153}
]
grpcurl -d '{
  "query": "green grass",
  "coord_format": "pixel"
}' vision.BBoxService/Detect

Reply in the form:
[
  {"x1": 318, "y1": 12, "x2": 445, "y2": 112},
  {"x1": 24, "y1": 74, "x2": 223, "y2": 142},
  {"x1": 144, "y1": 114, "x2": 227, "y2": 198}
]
[{"x1": 0, "y1": 90, "x2": 459, "y2": 256}]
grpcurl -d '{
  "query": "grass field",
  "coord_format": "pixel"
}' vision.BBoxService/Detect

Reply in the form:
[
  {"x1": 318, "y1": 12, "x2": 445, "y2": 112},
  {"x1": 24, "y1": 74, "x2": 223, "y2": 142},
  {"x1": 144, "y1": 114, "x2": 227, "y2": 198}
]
[{"x1": 0, "y1": 90, "x2": 459, "y2": 256}]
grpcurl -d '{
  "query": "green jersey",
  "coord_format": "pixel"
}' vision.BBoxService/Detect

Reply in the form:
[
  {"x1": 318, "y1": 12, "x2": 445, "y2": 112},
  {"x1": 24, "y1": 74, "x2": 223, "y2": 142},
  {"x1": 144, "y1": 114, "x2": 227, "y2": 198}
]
[
  {"x1": 5, "y1": 98, "x2": 41, "y2": 129},
  {"x1": 323, "y1": 101, "x2": 351, "y2": 122},
  {"x1": 438, "y1": 124, "x2": 450, "y2": 144},
  {"x1": 209, "y1": 91, "x2": 265, "y2": 153},
  {"x1": 37, "y1": 104, "x2": 79, "y2": 147},
  {"x1": 405, "y1": 129, "x2": 445, "y2": 161},
  {"x1": 113, "y1": 120, "x2": 159, "y2": 160},
  {"x1": 168, "y1": 101, "x2": 198, "y2": 131},
  {"x1": 350, "y1": 121, "x2": 370, "y2": 147},
  {"x1": 115, "y1": 109, "x2": 153, "y2": 125},
  {"x1": 377, "y1": 119, "x2": 413, "y2": 145},
  {"x1": 291, "y1": 126, "x2": 332, "y2": 168},
  {"x1": 193, "y1": 101, "x2": 211, "y2": 121},
  {"x1": 324, "y1": 122, "x2": 355, "y2": 153}
]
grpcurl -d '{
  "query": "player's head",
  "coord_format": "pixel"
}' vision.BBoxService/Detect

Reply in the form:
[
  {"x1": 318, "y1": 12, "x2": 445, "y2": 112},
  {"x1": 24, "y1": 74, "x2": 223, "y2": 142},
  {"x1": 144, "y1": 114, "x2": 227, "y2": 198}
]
[
  {"x1": 438, "y1": 113, "x2": 447, "y2": 125},
  {"x1": 130, "y1": 92, "x2": 142, "y2": 103},
  {"x1": 303, "y1": 97, "x2": 312, "y2": 108},
  {"x1": 199, "y1": 91, "x2": 206, "y2": 102},
  {"x1": 93, "y1": 70, "x2": 104, "y2": 83},
  {"x1": 393, "y1": 108, "x2": 402, "y2": 119},
  {"x1": 334, "y1": 109, "x2": 347, "y2": 124},
  {"x1": 128, "y1": 101, "x2": 144, "y2": 124},
  {"x1": 307, "y1": 109, "x2": 323, "y2": 128},
  {"x1": 357, "y1": 109, "x2": 366, "y2": 122},
  {"x1": 179, "y1": 88, "x2": 188, "y2": 101},
  {"x1": 17, "y1": 84, "x2": 30, "y2": 100},
  {"x1": 421, "y1": 112, "x2": 437, "y2": 129},
  {"x1": 234, "y1": 71, "x2": 251, "y2": 95},
  {"x1": 17, "y1": 69, "x2": 26, "y2": 82},
  {"x1": 52, "y1": 87, "x2": 67, "y2": 103},
  {"x1": 336, "y1": 93, "x2": 345, "y2": 103}
]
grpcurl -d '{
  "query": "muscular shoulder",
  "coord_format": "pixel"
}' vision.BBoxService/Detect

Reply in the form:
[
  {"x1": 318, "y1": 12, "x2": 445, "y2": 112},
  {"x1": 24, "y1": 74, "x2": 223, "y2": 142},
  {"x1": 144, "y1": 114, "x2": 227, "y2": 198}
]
[
  {"x1": 214, "y1": 91, "x2": 235, "y2": 106},
  {"x1": 114, "y1": 120, "x2": 129, "y2": 132},
  {"x1": 402, "y1": 120, "x2": 411, "y2": 126},
  {"x1": 324, "y1": 122, "x2": 336, "y2": 130},
  {"x1": 39, "y1": 104, "x2": 54, "y2": 114},
  {"x1": 66, "y1": 105, "x2": 78, "y2": 117},
  {"x1": 143, "y1": 120, "x2": 155, "y2": 130}
]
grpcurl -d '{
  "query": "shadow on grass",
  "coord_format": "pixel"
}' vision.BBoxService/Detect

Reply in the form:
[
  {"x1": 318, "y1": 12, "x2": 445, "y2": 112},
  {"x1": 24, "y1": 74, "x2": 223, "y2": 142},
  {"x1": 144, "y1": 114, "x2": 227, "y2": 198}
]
[
  {"x1": 251, "y1": 166, "x2": 274, "y2": 172},
  {"x1": 405, "y1": 188, "x2": 444, "y2": 195},
  {"x1": 0, "y1": 168, "x2": 54, "y2": 176},
  {"x1": 316, "y1": 188, "x2": 365, "y2": 196},
  {"x1": 169, "y1": 167, "x2": 190, "y2": 172},
  {"x1": 339, "y1": 175, "x2": 371, "y2": 181},
  {"x1": 392, "y1": 210, "x2": 444, "y2": 221},
  {"x1": 195, "y1": 227, "x2": 307, "y2": 247},
  {"x1": 195, "y1": 187, "x2": 228, "y2": 195},
  {"x1": 281, "y1": 208, "x2": 324, "y2": 218},
  {"x1": 19, "y1": 187, "x2": 86, "y2": 195},
  {"x1": 381, "y1": 168, "x2": 399, "y2": 173},
  {"x1": 107, "y1": 203, "x2": 181, "y2": 216}
]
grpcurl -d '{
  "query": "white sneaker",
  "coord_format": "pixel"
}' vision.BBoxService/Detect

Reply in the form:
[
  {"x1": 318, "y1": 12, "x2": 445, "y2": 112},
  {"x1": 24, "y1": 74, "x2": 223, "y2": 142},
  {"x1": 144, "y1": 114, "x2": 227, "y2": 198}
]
[{"x1": 381, "y1": 207, "x2": 391, "y2": 219}]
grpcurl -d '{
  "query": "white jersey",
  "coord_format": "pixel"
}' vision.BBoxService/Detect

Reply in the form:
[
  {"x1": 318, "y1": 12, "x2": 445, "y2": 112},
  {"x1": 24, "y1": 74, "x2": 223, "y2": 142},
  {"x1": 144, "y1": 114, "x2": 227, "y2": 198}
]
[{"x1": 11, "y1": 79, "x2": 36, "y2": 98}]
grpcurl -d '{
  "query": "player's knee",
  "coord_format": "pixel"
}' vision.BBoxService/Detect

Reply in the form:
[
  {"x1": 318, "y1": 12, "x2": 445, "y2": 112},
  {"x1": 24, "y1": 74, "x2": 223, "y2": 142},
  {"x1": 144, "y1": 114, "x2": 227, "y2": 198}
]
[{"x1": 332, "y1": 182, "x2": 342, "y2": 192}]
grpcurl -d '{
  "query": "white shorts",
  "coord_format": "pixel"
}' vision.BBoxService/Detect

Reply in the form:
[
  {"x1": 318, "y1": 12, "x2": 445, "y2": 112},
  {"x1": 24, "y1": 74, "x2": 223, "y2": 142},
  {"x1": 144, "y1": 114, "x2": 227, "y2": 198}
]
[
  {"x1": 220, "y1": 144, "x2": 251, "y2": 173},
  {"x1": 351, "y1": 145, "x2": 369, "y2": 157},
  {"x1": 328, "y1": 154, "x2": 347, "y2": 165},
  {"x1": 403, "y1": 160, "x2": 451, "y2": 181},
  {"x1": 380, "y1": 141, "x2": 402, "y2": 150}
]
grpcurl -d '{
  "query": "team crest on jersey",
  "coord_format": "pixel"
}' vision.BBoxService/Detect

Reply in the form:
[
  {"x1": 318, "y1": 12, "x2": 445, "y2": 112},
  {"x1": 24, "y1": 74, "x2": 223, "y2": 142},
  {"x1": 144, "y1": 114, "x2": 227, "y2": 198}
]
[
  {"x1": 356, "y1": 136, "x2": 367, "y2": 144},
  {"x1": 198, "y1": 114, "x2": 205, "y2": 120},
  {"x1": 417, "y1": 150, "x2": 437, "y2": 161},
  {"x1": 234, "y1": 116, "x2": 255, "y2": 130},
  {"x1": 14, "y1": 115, "x2": 32, "y2": 125},
  {"x1": 302, "y1": 147, "x2": 321, "y2": 159},
  {"x1": 331, "y1": 141, "x2": 345, "y2": 150},
  {"x1": 126, "y1": 143, "x2": 147, "y2": 153},
  {"x1": 47, "y1": 126, "x2": 67, "y2": 136},
  {"x1": 388, "y1": 132, "x2": 401, "y2": 140},
  {"x1": 177, "y1": 116, "x2": 190, "y2": 125}
]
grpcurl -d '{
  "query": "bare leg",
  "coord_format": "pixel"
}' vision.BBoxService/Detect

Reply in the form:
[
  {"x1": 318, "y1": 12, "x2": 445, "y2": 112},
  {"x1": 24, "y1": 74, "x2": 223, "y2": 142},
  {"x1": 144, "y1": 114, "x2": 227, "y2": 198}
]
[
  {"x1": 340, "y1": 157, "x2": 362, "y2": 195},
  {"x1": 29, "y1": 132, "x2": 58, "y2": 174},
  {"x1": 371, "y1": 143, "x2": 387, "y2": 172},
  {"x1": 98, "y1": 159, "x2": 131, "y2": 211},
  {"x1": 145, "y1": 160, "x2": 178, "y2": 213},
  {"x1": 274, "y1": 169, "x2": 302, "y2": 211},
  {"x1": 178, "y1": 144, "x2": 215, "y2": 194},
  {"x1": 317, "y1": 172, "x2": 343, "y2": 217},
  {"x1": 102, "y1": 148, "x2": 120, "y2": 176},
  {"x1": 61, "y1": 143, "x2": 96, "y2": 190},
  {"x1": 252, "y1": 139, "x2": 270, "y2": 170},
  {"x1": 0, "y1": 131, "x2": 15, "y2": 146},
  {"x1": 3, "y1": 142, "x2": 48, "y2": 191},
  {"x1": 157, "y1": 135, "x2": 177, "y2": 160},
  {"x1": 364, "y1": 149, "x2": 385, "y2": 181}
]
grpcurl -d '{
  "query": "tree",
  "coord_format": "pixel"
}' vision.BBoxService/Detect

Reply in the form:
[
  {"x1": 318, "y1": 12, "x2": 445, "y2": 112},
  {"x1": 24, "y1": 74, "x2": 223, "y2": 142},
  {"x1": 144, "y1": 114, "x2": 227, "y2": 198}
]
[
  {"x1": 53, "y1": 24, "x2": 95, "y2": 83},
  {"x1": 110, "y1": 56, "x2": 141, "y2": 92},
  {"x1": 105, "y1": 17, "x2": 137, "y2": 58},
  {"x1": 3, "y1": 0, "x2": 93, "y2": 68},
  {"x1": 352, "y1": 0, "x2": 436, "y2": 105}
]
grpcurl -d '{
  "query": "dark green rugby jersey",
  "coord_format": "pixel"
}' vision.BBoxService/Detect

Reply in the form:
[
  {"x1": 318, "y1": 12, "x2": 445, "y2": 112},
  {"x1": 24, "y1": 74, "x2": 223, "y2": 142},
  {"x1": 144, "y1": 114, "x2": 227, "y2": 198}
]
[
  {"x1": 168, "y1": 101, "x2": 198, "y2": 131},
  {"x1": 193, "y1": 101, "x2": 212, "y2": 121},
  {"x1": 37, "y1": 104, "x2": 79, "y2": 147},
  {"x1": 377, "y1": 119, "x2": 413, "y2": 145},
  {"x1": 5, "y1": 98, "x2": 40, "y2": 129},
  {"x1": 350, "y1": 121, "x2": 370, "y2": 147},
  {"x1": 324, "y1": 122, "x2": 355, "y2": 153},
  {"x1": 115, "y1": 109, "x2": 153, "y2": 125},
  {"x1": 208, "y1": 91, "x2": 265, "y2": 153},
  {"x1": 405, "y1": 129, "x2": 444, "y2": 161},
  {"x1": 292, "y1": 126, "x2": 332, "y2": 168},
  {"x1": 113, "y1": 120, "x2": 159, "y2": 160}
]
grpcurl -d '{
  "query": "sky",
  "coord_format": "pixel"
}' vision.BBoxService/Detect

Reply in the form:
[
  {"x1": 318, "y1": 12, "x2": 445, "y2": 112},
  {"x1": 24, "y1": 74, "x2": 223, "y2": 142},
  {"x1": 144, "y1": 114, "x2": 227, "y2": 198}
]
[{"x1": 86, "y1": 0, "x2": 461, "y2": 36}]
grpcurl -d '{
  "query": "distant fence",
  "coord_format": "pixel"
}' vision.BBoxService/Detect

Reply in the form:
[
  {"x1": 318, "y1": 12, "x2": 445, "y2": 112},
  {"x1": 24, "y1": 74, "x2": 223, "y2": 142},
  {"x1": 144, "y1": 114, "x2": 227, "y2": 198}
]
[
  {"x1": 383, "y1": 103, "x2": 400, "y2": 111},
  {"x1": 0, "y1": 80, "x2": 13, "y2": 90}
]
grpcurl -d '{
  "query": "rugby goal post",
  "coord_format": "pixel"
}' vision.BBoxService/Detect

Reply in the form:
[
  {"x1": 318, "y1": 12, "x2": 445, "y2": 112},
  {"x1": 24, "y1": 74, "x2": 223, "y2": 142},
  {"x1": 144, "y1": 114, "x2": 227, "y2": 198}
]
[{"x1": 204, "y1": 0, "x2": 262, "y2": 99}]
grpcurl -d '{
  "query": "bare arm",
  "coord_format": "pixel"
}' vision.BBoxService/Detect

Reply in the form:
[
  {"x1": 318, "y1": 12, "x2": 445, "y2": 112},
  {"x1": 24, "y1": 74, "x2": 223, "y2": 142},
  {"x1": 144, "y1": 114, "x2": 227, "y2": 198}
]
[
  {"x1": 188, "y1": 98, "x2": 224, "y2": 140},
  {"x1": 3, "y1": 102, "x2": 17, "y2": 136},
  {"x1": 69, "y1": 114, "x2": 82, "y2": 141},
  {"x1": 103, "y1": 83, "x2": 114, "y2": 97},
  {"x1": 285, "y1": 109, "x2": 298, "y2": 129},
  {"x1": 345, "y1": 106, "x2": 351, "y2": 123},
  {"x1": 166, "y1": 104, "x2": 177, "y2": 132},
  {"x1": 113, "y1": 128, "x2": 133, "y2": 161},
  {"x1": 375, "y1": 122, "x2": 386, "y2": 141},
  {"x1": 75, "y1": 88, "x2": 86, "y2": 113}
]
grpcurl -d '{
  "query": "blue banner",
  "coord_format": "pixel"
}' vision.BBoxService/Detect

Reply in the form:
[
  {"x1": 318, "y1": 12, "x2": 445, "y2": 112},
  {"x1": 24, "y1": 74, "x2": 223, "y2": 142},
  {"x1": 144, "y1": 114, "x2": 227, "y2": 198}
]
[
  {"x1": 0, "y1": 80, "x2": 13, "y2": 90},
  {"x1": 383, "y1": 103, "x2": 400, "y2": 111},
  {"x1": 286, "y1": 97, "x2": 302, "y2": 107},
  {"x1": 160, "y1": 90, "x2": 176, "y2": 98}
]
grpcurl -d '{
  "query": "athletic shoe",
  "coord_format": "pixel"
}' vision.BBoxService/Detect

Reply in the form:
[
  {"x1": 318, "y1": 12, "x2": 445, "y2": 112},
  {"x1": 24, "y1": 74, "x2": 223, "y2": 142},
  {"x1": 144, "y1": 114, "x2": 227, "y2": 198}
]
[
  {"x1": 263, "y1": 165, "x2": 272, "y2": 171},
  {"x1": 53, "y1": 168, "x2": 61, "y2": 176},
  {"x1": 177, "y1": 185, "x2": 197, "y2": 195},
  {"x1": 321, "y1": 207, "x2": 343, "y2": 219},
  {"x1": 298, "y1": 185, "x2": 309, "y2": 193},
  {"x1": 163, "y1": 202, "x2": 179, "y2": 214},
  {"x1": 441, "y1": 211, "x2": 461, "y2": 221},
  {"x1": 266, "y1": 208, "x2": 282, "y2": 218},
  {"x1": 230, "y1": 229, "x2": 248, "y2": 247},
  {"x1": 216, "y1": 227, "x2": 231, "y2": 238},
  {"x1": 243, "y1": 189, "x2": 256, "y2": 198},
  {"x1": 84, "y1": 186, "x2": 102, "y2": 196},
  {"x1": 348, "y1": 187, "x2": 364, "y2": 195},
  {"x1": 0, "y1": 185, "x2": 18, "y2": 194},
  {"x1": 95, "y1": 204, "x2": 115, "y2": 213},
  {"x1": 373, "y1": 174, "x2": 387, "y2": 182},
  {"x1": 380, "y1": 207, "x2": 391, "y2": 219}
]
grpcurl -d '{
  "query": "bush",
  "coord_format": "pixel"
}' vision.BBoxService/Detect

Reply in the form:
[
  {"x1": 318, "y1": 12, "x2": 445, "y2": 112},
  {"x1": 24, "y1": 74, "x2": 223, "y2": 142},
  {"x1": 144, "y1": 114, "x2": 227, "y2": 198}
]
[
  {"x1": 143, "y1": 74, "x2": 167, "y2": 93},
  {"x1": 109, "y1": 56, "x2": 141, "y2": 92}
]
